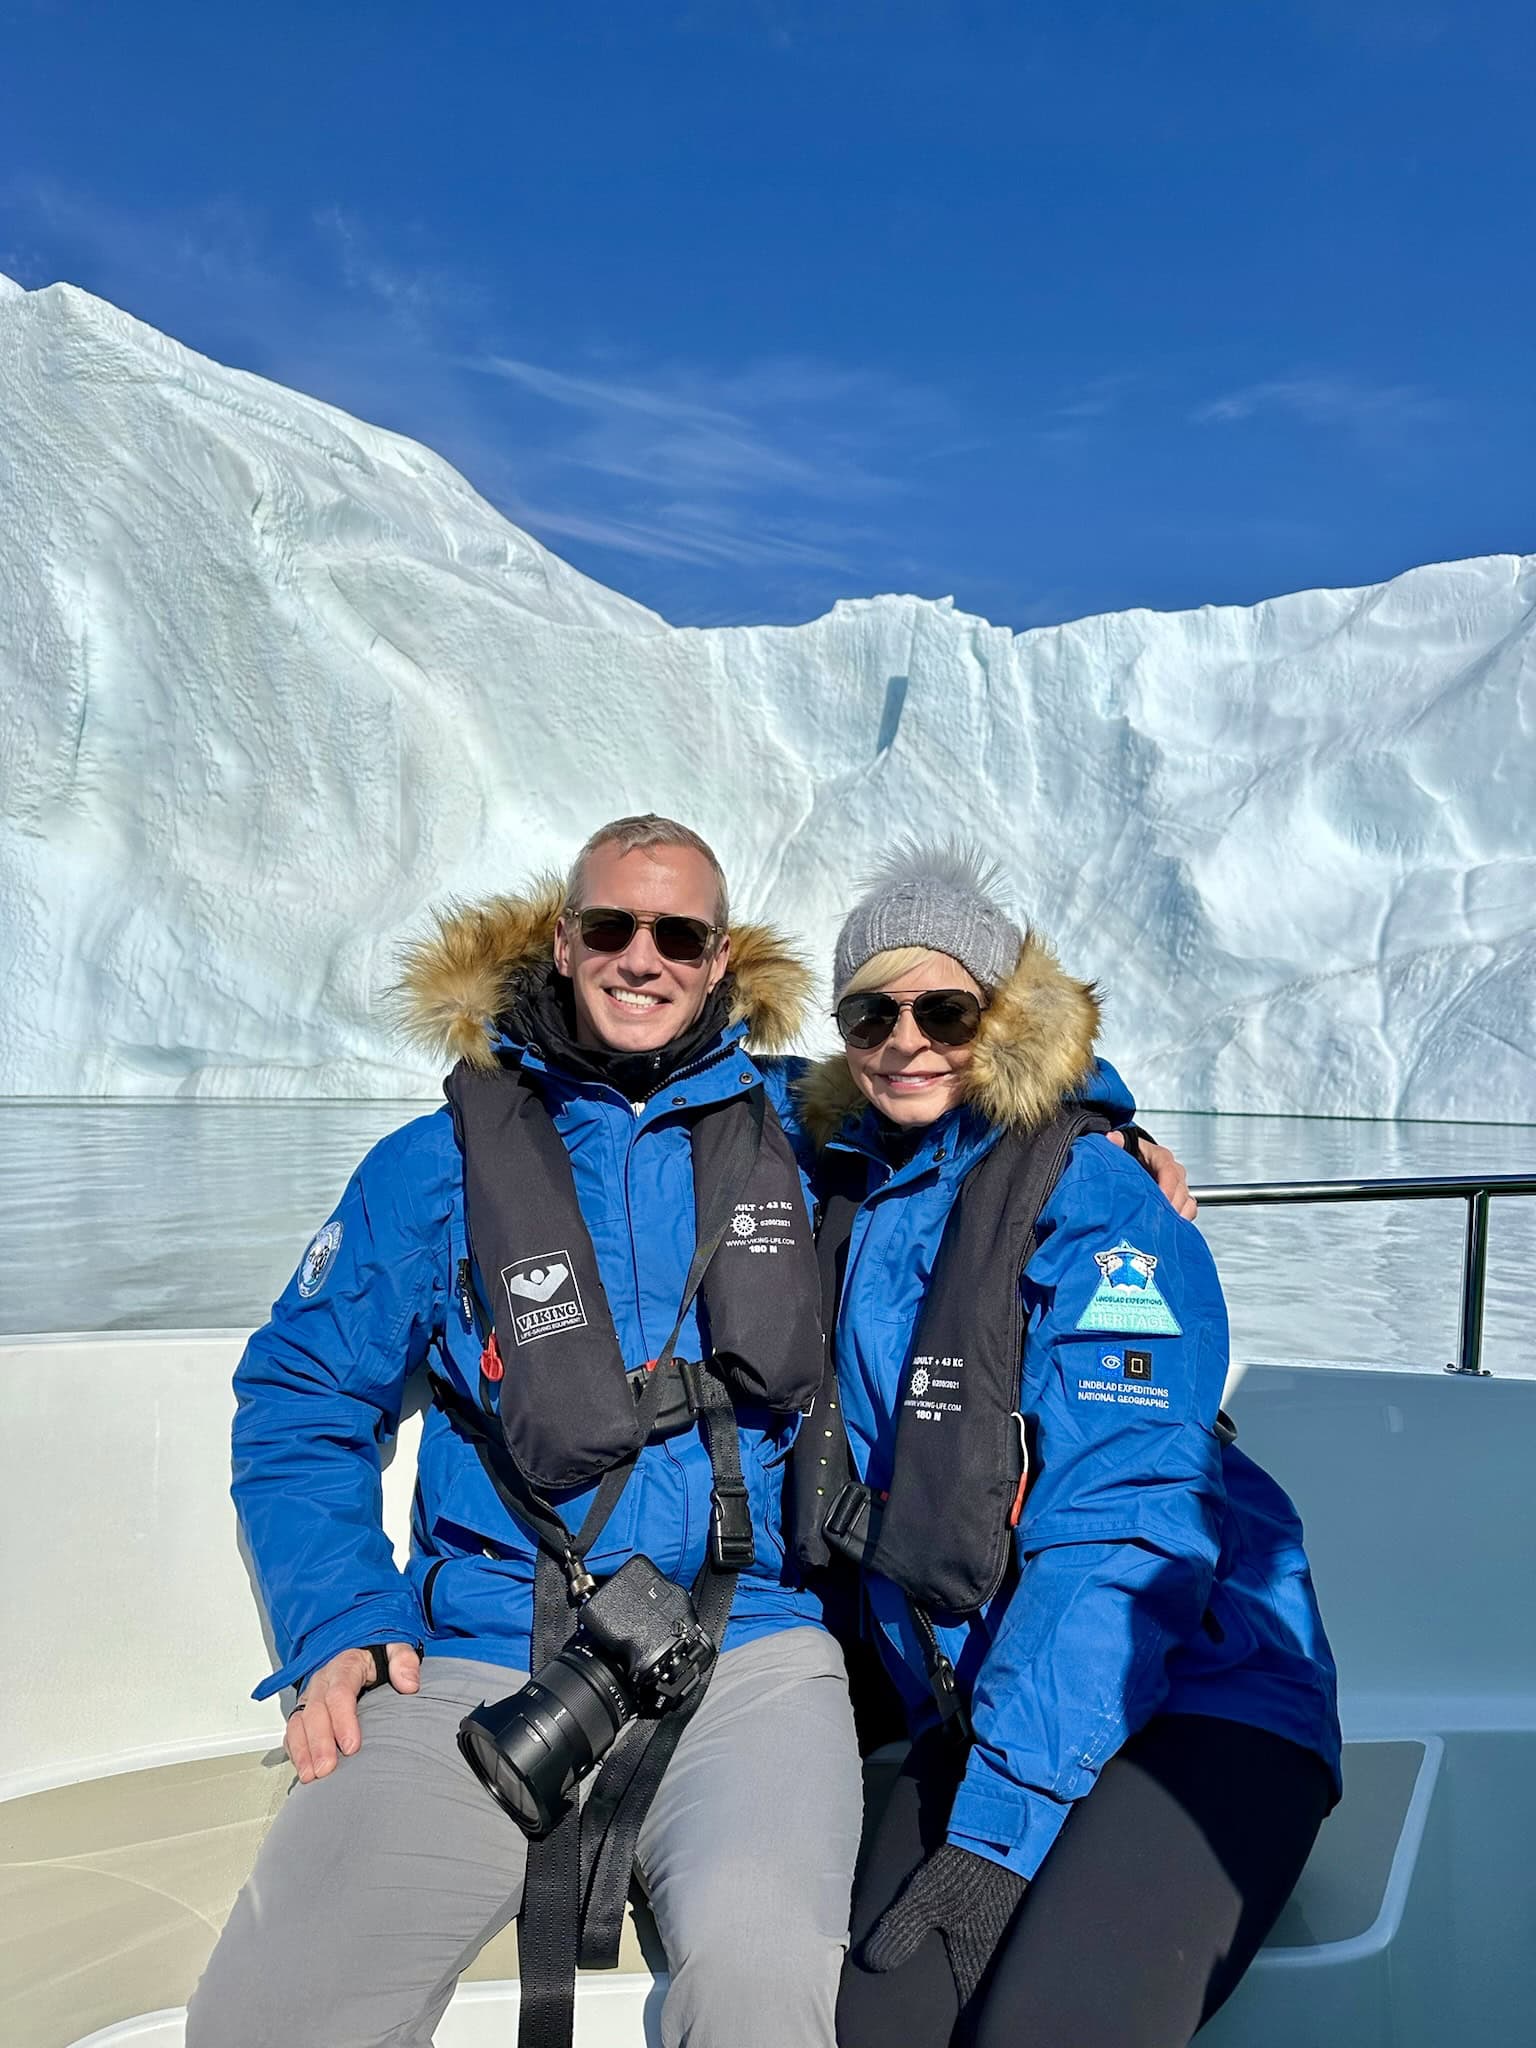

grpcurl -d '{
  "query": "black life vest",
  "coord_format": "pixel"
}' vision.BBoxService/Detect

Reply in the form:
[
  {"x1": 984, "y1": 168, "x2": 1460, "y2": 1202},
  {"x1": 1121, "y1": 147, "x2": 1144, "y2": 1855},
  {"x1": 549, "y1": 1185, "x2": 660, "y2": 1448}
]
[
  {"x1": 446, "y1": 1054, "x2": 824, "y2": 1495},
  {"x1": 791, "y1": 1106, "x2": 1108, "y2": 1616}
]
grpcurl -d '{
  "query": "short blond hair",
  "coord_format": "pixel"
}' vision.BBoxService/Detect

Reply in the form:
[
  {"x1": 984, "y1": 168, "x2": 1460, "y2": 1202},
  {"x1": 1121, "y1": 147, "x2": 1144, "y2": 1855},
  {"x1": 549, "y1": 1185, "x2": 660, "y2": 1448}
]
[
  {"x1": 839, "y1": 947, "x2": 946, "y2": 999},
  {"x1": 565, "y1": 814, "x2": 729, "y2": 926}
]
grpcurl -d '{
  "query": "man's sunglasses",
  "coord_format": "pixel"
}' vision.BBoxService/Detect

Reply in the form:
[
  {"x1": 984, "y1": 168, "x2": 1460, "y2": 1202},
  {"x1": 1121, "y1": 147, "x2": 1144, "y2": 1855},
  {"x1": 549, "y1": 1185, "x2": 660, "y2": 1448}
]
[
  {"x1": 833, "y1": 989, "x2": 986, "y2": 1051},
  {"x1": 569, "y1": 906, "x2": 721, "y2": 965}
]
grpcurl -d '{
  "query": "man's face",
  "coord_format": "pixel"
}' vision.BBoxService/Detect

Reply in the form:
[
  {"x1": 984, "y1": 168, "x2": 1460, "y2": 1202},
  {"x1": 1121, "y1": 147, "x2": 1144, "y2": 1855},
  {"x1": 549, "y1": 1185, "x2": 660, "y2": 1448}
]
[{"x1": 553, "y1": 842, "x2": 731, "y2": 1054}]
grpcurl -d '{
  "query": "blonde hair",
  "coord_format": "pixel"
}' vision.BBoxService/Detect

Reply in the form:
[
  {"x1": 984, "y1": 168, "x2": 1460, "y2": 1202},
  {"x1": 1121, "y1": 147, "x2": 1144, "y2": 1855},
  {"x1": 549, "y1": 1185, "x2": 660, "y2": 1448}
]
[
  {"x1": 839, "y1": 947, "x2": 947, "y2": 1000},
  {"x1": 565, "y1": 814, "x2": 729, "y2": 927}
]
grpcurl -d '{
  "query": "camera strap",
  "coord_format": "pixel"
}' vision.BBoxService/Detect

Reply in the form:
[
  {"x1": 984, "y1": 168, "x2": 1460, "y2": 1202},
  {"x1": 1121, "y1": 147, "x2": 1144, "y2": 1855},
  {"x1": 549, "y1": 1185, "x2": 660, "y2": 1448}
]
[
  {"x1": 576, "y1": 1362, "x2": 746, "y2": 1972},
  {"x1": 512, "y1": 1094, "x2": 765, "y2": 2048},
  {"x1": 515, "y1": 1545, "x2": 588, "y2": 2048}
]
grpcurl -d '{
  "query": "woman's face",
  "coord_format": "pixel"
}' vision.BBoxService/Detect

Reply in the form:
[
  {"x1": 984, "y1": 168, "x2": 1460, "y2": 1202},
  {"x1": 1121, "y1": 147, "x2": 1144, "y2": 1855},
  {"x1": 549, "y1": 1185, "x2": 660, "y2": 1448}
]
[{"x1": 843, "y1": 951, "x2": 984, "y2": 1129}]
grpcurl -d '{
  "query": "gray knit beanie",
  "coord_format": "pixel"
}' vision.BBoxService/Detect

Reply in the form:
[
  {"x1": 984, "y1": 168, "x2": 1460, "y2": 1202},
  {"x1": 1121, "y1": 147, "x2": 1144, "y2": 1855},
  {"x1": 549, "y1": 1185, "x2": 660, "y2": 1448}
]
[{"x1": 833, "y1": 842, "x2": 1024, "y2": 997}]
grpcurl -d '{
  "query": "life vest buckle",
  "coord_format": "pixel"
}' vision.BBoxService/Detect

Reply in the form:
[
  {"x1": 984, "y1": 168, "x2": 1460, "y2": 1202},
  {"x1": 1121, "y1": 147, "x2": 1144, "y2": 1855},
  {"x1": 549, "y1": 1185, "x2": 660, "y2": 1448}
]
[
  {"x1": 709, "y1": 1478, "x2": 756, "y2": 1570},
  {"x1": 629, "y1": 1357, "x2": 697, "y2": 1440},
  {"x1": 928, "y1": 1652, "x2": 974, "y2": 1744},
  {"x1": 823, "y1": 1480, "x2": 884, "y2": 1567}
]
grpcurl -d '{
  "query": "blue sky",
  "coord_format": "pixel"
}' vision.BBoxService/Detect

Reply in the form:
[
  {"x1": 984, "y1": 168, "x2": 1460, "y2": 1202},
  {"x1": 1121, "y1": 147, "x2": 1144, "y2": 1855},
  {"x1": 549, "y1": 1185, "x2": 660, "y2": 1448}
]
[{"x1": 3, "y1": 1, "x2": 1531, "y2": 628}]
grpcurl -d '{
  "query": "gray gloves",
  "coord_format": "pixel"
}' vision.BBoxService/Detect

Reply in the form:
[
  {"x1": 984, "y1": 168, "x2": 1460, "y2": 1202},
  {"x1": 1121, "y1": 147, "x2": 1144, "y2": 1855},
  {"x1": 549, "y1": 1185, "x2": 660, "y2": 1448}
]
[{"x1": 860, "y1": 1842, "x2": 1028, "y2": 2006}]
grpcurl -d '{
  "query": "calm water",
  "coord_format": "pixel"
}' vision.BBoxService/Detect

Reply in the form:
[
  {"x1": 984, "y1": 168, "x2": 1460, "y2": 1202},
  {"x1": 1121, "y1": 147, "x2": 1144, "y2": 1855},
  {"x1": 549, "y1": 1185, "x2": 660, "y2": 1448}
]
[{"x1": 0, "y1": 1102, "x2": 1531, "y2": 1374}]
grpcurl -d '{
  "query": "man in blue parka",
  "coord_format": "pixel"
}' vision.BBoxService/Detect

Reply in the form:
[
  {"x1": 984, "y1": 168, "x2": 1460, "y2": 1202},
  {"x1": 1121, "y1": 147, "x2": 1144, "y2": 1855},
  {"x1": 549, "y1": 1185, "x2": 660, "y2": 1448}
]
[{"x1": 188, "y1": 816, "x2": 866, "y2": 2048}]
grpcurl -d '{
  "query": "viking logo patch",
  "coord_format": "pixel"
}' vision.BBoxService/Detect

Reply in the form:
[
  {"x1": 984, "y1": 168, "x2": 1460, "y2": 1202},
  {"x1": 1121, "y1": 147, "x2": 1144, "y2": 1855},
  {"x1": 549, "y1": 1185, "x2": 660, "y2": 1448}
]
[
  {"x1": 505, "y1": 1260, "x2": 570, "y2": 1305},
  {"x1": 501, "y1": 1251, "x2": 587, "y2": 1346},
  {"x1": 297, "y1": 1220, "x2": 343, "y2": 1298}
]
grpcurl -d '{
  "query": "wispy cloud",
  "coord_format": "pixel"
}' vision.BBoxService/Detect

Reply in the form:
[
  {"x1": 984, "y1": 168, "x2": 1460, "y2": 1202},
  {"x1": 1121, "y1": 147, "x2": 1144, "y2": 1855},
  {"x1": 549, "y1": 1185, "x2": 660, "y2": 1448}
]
[
  {"x1": 1048, "y1": 371, "x2": 1141, "y2": 423},
  {"x1": 473, "y1": 349, "x2": 926, "y2": 511},
  {"x1": 1022, "y1": 370, "x2": 1146, "y2": 452},
  {"x1": 518, "y1": 499, "x2": 858, "y2": 572},
  {"x1": 312, "y1": 205, "x2": 473, "y2": 333},
  {"x1": 1190, "y1": 375, "x2": 1448, "y2": 436}
]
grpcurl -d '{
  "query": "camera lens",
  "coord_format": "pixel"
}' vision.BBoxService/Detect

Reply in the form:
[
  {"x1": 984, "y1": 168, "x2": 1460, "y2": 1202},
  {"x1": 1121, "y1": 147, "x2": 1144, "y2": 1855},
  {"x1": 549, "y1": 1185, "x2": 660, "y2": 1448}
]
[{"x1": 458, "y1": 1641, "x2": 634, "y2": 1837}]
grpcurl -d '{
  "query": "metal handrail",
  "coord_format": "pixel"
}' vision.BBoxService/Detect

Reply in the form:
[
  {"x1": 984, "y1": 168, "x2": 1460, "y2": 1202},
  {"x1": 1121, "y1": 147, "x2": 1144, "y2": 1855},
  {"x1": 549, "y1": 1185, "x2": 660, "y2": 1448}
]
[{"x1": 1186, "y1": 1173, "x2": 1536, "y2": 1378}]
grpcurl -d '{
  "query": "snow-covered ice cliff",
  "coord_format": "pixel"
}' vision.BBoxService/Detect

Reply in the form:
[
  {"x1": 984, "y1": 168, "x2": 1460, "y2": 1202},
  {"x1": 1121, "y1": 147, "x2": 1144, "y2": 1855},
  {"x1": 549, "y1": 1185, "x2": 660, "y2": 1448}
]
[{"x1": 2, "y1": 274, "x2": 1532, "y2": 1115}]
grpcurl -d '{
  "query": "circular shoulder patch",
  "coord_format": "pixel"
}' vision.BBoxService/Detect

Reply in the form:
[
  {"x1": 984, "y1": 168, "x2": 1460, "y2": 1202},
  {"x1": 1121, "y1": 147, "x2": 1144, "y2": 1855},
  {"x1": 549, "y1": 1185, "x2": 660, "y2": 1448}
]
[{"x1": 298, "y1": 1219, "x2": 344, "y2": 1298}]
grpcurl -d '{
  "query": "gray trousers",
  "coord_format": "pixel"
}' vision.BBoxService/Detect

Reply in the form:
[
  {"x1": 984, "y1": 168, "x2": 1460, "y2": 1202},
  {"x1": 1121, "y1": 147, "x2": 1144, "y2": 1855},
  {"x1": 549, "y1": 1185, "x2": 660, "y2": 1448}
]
[{"x1": 187, "y1": 1627, "x2": 862, "y2": 2048}]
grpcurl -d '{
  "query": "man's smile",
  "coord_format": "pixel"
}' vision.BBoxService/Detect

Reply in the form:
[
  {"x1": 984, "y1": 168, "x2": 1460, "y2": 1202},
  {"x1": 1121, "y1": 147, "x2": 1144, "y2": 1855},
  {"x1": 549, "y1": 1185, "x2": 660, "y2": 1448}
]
[{"x1": 603, "y1": 986, "x2": 668, "y2": 1011}]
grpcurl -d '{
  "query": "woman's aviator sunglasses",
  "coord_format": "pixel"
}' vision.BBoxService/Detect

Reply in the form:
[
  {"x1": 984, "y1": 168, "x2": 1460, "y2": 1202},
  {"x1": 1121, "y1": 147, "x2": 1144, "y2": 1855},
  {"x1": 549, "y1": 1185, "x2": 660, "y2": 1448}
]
[
  {"x1": 570, "y1": 906, "x2": 721, "y2": 965},
  {"x1": 834, "y1": 988, "x2": 986, "y2": 1051}
]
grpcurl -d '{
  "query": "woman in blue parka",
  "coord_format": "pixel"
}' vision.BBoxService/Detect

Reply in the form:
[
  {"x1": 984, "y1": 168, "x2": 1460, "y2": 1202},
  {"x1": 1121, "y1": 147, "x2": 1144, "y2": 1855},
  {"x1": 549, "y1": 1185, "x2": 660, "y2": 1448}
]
[{"x1": 796, "y1": 846, "x2": 1342, "y2": 2048}]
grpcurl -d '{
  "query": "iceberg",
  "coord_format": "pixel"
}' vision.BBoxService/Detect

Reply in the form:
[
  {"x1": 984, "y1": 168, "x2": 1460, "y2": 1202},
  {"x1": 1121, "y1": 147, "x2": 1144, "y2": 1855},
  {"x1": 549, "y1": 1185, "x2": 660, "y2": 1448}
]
[{"x1": 2, "y1": 275, "x2": 1532, "y2": 1116}]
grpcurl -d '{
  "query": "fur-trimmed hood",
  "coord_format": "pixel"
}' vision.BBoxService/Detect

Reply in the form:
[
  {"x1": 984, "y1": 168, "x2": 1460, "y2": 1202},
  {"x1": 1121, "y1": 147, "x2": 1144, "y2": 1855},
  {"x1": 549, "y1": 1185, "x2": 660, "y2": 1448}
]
[
  {"x1": 395, "y1": 875, "x2": 814, "y2": 1068},
  {"x1": 795, "y1": 931, "x2": 1101, "y2": 1148}
]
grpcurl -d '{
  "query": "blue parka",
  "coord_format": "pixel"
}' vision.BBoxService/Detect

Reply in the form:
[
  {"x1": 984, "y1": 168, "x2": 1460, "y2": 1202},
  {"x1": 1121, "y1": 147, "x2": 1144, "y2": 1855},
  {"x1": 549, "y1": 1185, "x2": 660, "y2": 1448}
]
[
  {"x1": 800, "y1": 938, "x2": 1342, "y2": 1882},
  {"x1": 232, "y1": 894, "x2": 825, "y2": 1699}
]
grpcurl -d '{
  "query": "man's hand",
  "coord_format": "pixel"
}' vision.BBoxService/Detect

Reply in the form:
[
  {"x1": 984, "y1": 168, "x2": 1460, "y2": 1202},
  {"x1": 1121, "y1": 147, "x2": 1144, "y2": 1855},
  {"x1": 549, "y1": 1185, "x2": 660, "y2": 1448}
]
[
  {"x1": 1107, "y1": 1128, "x2": 1198, "y2": 1220},
  {"x1": 286, "y1": 1642, "x2": 421, "y2": 1781}
]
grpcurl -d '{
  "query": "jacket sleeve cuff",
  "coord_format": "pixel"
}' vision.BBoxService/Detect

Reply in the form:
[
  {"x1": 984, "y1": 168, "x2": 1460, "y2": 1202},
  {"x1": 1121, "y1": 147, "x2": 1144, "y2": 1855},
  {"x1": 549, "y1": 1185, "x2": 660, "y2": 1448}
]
[
  {"x1": 252, "y1": 1597, "x2": 426, "y2": 1701},
  {"x1": 946, "y1": 1778, "x2": 1074, "y2": 1882}
]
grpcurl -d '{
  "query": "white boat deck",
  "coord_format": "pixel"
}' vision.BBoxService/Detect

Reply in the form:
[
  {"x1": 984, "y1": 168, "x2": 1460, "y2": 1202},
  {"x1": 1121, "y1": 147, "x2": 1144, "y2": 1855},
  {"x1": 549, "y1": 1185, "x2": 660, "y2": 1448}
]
[
  {"x1": 3, "y1": 1337, "x2": 1533, "y2": 2046},
  {"x1": 0, "y1": 1747, "x2": 657, "y2": 2047}
]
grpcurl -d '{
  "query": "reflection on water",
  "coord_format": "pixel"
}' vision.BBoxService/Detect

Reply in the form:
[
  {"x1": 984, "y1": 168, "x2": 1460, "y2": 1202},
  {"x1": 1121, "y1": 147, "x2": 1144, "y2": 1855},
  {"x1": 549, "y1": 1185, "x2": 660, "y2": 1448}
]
[
  {"x1": 0, "y1": 1100, "x2": 1531, "y2": 1374},
  {"x1": 0, "y1": 1102, "x2": 418, "y2": 1335}
]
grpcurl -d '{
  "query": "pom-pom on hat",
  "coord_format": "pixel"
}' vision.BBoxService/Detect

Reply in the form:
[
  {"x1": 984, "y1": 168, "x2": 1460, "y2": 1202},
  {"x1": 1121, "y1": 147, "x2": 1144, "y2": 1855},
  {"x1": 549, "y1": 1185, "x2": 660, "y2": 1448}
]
[{"x1": 833, "y1": 841, "x2": 1025, "y2": 998}]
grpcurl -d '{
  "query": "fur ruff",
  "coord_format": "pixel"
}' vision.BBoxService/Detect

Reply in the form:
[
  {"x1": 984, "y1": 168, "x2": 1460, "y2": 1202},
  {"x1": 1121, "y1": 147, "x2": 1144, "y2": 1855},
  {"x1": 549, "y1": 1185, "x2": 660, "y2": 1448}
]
[
  {"x1": 395, "y1": 877, "x2": 813, "y2": 1067},
  {"x1": 796, "y1": 931, "x2": 1101, "y2": 1147}
]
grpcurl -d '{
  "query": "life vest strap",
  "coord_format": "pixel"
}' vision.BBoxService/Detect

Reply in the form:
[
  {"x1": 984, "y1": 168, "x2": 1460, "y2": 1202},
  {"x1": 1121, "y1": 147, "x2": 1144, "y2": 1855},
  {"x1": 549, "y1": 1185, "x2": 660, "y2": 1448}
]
[{"x1": 907, "y1": 1598, "x2": 974, "y2": 1746}]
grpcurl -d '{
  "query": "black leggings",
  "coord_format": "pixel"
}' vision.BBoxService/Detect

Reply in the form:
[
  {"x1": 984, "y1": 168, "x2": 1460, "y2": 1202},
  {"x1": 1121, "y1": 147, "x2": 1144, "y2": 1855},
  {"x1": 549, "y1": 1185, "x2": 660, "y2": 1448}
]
[{"x1": 838, "y1": 1713, "x2": 1333, "y2": 2048}]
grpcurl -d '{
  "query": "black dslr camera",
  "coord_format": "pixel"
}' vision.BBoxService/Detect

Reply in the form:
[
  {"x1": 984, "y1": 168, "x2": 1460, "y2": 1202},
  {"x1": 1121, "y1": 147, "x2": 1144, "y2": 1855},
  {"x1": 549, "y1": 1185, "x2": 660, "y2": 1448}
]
[{"x1": 457, "y1": 1555, "x2": 716, "y2": 1837}]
